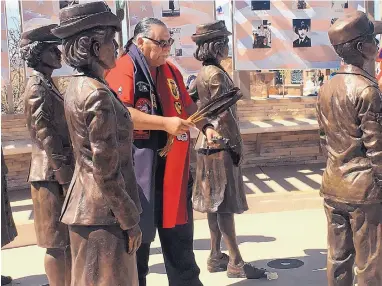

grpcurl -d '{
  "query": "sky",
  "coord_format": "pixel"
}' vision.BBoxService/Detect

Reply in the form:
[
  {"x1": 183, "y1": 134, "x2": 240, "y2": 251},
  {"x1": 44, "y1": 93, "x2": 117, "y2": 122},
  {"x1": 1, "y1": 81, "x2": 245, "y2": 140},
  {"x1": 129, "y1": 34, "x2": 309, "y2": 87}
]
[
  {"x1": 5, "y1": 0, "x2": 20, "y2": 30},
  {"x1": 376, "y1": 1, "x2": 381, "y2": 20}
]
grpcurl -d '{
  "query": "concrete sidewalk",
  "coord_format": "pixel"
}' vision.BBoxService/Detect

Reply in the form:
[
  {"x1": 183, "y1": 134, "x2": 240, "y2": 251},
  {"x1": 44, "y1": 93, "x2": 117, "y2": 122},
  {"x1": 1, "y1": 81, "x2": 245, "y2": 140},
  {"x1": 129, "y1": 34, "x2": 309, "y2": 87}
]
[
  {"x1": 2, "y1": 209, "x2": 328, "y2": 286},
  {"x1": 3, "y1": 163, "x2": 325, "y2": 249},
  {"x1": 2, "y1": 163, "x2": 328, "y2": 285}
]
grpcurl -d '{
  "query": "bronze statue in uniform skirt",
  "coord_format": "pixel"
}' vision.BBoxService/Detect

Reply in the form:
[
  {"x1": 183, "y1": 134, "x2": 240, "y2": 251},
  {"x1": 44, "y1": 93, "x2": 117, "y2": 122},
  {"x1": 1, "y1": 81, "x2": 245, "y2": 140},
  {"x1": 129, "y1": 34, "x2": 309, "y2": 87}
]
[
  {"x1": 52, "y1": 2, "x2": 142, "y2": 285},
  {"x1": 21, "y1": 24, "x2": 72, "y2": 286},
  {"x1": 191, "y1": 21, "x2": 276, "y2": 280}
]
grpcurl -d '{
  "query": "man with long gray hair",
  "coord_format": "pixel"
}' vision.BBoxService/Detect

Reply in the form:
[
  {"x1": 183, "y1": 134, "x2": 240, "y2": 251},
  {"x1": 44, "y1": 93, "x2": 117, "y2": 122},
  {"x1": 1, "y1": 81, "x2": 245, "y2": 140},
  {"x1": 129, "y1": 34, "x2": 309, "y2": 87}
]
[{"x1": 107, "y1": 17, "x2": 221, "y2": 286}]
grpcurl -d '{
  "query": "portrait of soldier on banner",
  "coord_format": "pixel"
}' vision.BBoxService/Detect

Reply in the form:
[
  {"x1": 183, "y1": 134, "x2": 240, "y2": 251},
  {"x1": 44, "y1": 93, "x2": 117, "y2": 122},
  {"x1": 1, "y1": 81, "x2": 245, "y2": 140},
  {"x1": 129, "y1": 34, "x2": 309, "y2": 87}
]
[
  {"x1": 252, "y1": 20, "x2": 271, "y2": 49},
  {"x1": 292, "y1": 0, "x2": 310, "y2": 10},
  {"x1": 162, "y1": 0, "x2": 180, "y2": 17},
  {"x1": 251, "y1": 0, "x2": 270, "y2": 11},
  {"x1": 293, "y1": 19, "x2": 311, "y2": 48}
]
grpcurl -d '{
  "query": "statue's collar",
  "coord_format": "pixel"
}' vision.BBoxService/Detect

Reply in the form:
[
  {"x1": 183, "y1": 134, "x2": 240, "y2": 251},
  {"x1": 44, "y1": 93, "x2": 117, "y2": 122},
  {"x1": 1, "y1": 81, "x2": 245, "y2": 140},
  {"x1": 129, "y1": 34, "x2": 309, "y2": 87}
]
[
  {"x1": 72, "y1": 70, "x2": 108, "y2": 86},
  {"x1": 32, "y1": 70, "x2": 47, "y2": 81},
  {"x1": 32, "y1": 70, "x2": 62, "y2": 97},
  {"x1": 337, "y1": 64, "x2": 378, "y2": 85}
]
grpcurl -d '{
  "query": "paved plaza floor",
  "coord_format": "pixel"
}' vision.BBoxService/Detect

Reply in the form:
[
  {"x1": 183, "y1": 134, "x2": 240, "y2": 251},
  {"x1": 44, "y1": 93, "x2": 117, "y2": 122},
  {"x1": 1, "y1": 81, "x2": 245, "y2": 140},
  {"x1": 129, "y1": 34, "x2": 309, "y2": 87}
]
[{"x1": 2, "y1": 164, "x2": 330, "y2": 286}]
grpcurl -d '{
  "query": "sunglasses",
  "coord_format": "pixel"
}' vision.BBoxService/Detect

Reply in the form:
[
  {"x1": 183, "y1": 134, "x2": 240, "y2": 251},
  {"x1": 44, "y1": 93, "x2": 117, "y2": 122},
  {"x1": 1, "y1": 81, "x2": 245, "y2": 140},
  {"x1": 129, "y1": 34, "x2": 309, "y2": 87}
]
[{"x1": 143, "y1": 37, "x2": 174, "y2": 48}]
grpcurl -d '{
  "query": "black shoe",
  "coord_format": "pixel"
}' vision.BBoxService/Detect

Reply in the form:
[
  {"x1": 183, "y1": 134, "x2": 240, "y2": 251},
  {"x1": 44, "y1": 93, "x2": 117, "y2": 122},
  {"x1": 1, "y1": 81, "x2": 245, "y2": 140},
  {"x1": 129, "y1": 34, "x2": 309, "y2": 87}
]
[
  {"x1": 227, "y1": 262, "x2": 278, "y2": 280},
  {"x1": 1, "y1": 275, "x2": 12, "y2": 285},
  {"x1": 227, "y1": 262, "x2": 267, "y2": 279}
]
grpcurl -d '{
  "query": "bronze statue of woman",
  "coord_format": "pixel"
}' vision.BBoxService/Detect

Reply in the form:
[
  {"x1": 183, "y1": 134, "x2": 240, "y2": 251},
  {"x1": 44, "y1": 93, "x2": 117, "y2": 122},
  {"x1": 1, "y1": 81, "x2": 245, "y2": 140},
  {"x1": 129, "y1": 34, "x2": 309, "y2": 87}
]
[
  {"x1": 191, "y1": 21, "x2": 276, "y2": 280},
  {"x1": 52, "y1": 2, "x2": 142, "y2": 285},
  {"x1": 21, "y1": 24, "x2": 72, "y2": 286}
]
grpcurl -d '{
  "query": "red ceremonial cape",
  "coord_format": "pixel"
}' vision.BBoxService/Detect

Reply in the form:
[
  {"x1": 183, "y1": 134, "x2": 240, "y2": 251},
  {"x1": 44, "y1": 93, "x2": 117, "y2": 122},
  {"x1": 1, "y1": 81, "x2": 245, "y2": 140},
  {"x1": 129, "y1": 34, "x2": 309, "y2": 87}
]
[{"x1": 157, "y1": 63, "x2": 190, "y2": 228}]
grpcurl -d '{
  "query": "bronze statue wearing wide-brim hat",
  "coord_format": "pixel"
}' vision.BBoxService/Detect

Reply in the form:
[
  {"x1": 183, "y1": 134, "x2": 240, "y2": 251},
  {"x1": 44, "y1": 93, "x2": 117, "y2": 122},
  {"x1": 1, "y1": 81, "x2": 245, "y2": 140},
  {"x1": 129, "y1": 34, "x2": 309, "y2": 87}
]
[
  {"x1": 51, "y1": 1, "x2": 121, "y2": 39},
  {"x1": 20, "y1": 24, "x2": 61, "y2": 48},
  {"x1": 329, "y1": 10, "x2": 382, "y2": 46},
  {"x1": 191, "y1": 20, "x2": 232, "y2": 44}
]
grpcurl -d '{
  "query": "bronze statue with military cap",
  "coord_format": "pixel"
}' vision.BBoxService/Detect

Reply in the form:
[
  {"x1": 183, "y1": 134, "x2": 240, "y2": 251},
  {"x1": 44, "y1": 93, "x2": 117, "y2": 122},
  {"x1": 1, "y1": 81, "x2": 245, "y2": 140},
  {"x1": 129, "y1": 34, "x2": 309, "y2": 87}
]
[
  {"x1": 20, "y1": 23, "x2": 72, "y2": 286},
  {"x1": 191, "y1": 21, "x2": 277, "y2": 280},
  {"x1": 317, "y1": 10, "x2": 382, "y2": 286},
  {"x1": 52, "y1": 2, "x2": 142, "y2": 285}
]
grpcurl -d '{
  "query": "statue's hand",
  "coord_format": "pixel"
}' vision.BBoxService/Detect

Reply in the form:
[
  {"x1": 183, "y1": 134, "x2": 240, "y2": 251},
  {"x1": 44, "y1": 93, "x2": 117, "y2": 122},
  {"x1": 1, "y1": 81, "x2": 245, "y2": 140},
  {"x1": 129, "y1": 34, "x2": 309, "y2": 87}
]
[
  {"x1": 126, "y1": 224, "x2": 142, "y2": 255},
  {"x1": 205, "y1": 127, "x2": 222, "y2": 148}
]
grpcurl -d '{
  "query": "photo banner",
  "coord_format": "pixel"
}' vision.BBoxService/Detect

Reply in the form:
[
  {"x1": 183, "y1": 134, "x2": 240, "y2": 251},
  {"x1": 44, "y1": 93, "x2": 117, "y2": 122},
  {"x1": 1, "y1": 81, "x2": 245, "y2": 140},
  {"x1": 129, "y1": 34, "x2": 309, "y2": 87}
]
[
  {"x1": 128, "y1": 1, "x2": 215, "y2": 81},
  {"x1": 233, "y1": 0, "x2": 365, "y2": 70},
  {"x1": 20, "y1": 0, "x2": 116, "y2": 77},
  {"x1": 1, "y1": 1, "x2": 10, "y2": 87}
]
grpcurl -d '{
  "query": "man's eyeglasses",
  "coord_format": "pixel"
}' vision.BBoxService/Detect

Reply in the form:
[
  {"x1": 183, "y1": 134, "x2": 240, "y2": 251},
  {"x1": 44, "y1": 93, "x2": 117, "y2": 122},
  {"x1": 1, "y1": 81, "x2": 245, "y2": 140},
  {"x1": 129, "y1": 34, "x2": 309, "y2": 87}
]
[{"x1": 143, "y1": 37, "x2": 174, "y2": 48}]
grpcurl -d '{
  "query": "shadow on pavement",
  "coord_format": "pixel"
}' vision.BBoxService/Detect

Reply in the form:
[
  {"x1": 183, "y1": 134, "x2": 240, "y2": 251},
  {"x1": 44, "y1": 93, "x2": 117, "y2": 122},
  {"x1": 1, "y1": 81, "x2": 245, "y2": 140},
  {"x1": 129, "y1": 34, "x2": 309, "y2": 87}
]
[
  {"x1": 149, "y1": 235, "x2": 276, "y2": 256},
  {"x1": 227, "y1": 248, "x2": 327, "y2": 286},
  {"x1": 194, "y1": 235, "x2": 276, "y2": 251},
  {"x1": 147, "y1": 248, "x2": 327, "y2": 284},
  {"x1": 149, "y1": 262, "x2": 167, "y2": 275},
  {"x1": 242, "y1": 164, "x2": 324, "y2": 195},
  {"x1": 11, "y1": 274, "x2": 48, "y2": 286},
  {"x1": 149, "y1": 235, "x2": 277, "y2": 275}
]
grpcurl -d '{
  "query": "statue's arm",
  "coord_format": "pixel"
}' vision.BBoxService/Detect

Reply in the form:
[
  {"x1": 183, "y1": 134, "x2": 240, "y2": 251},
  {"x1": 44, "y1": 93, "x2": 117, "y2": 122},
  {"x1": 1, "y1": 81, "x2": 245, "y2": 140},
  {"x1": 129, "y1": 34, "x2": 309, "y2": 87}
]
[
  {"x1": 28, "y1": 84, "x2": 73, "y2": 184},
  {"x1": 356, "y1": 86, "x2": 382, "y2": 185},
  {"x1": 207, "y1": 71, "x2": 233, "y2": 126},
  {"x1": 316, "y1": 99, "x2": 328, "y2": 159},
  {"x1": 84, "y1": 88, "x2": 140, "y2": 231}
]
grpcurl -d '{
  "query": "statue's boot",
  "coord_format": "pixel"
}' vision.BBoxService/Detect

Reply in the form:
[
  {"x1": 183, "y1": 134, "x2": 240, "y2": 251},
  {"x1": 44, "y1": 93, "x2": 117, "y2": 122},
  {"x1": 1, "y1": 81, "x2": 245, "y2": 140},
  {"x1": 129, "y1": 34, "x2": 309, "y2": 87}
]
[
  {"x1": 227, "y1": 262, "x2": 278, "y2": 280},
  {"x1": 207, "y1": 253, "x2": 229, "y2": 273}
]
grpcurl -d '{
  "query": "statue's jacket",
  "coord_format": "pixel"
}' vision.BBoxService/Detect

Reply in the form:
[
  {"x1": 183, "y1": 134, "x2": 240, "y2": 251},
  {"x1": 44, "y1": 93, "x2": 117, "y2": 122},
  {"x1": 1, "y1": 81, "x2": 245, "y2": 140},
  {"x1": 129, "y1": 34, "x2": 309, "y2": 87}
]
[
  {"x1": 60, "y1": 75, "x2": 142, "y2": 231},
  {"x1": 192, "y1": 64, "x2": 248, "y2": 214},
  {"x1": 317, "y1": 64, "x2": 382, "y2": 204},
  {"x1": 24, "y1": 70, "x2": 73, "y2": 184}
]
